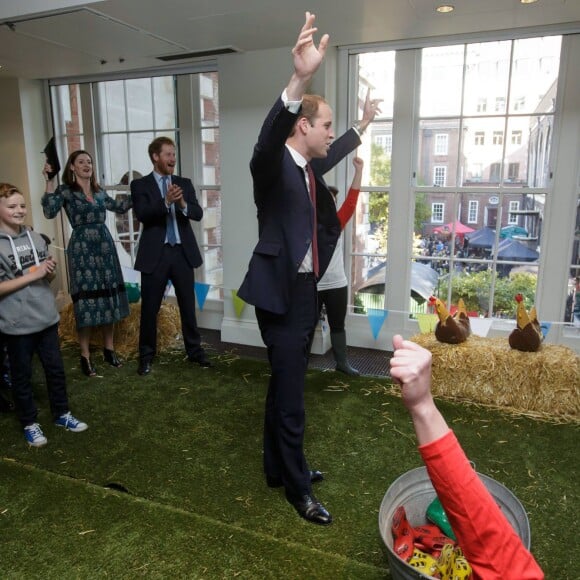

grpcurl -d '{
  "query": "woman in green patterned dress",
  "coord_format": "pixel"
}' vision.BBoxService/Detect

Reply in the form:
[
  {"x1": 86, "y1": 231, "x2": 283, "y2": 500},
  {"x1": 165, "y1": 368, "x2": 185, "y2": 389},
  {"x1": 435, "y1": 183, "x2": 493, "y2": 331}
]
[{"x1": 42, "y1": 150, "x2": 132, "y2": 377}]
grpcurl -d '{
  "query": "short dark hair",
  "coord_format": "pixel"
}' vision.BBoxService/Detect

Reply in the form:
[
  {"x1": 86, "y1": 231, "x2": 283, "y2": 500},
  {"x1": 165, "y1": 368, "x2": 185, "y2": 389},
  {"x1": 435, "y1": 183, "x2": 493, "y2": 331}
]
[
  {"x1": 148, "y1": 136, "x2": 176, "y2": 163},
  {"x1": 289, "y1": 94, "x2": 328, "y2": 137}
]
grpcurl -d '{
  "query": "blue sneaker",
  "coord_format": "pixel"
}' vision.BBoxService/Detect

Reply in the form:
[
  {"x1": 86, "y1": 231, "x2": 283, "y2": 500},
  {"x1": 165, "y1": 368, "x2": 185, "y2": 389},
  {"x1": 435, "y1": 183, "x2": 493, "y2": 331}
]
[
  {"x1": 24, "y1": 423, "x2": 48, "y2": 447},
  {"x1": 54, "y1": 412, "x2": 88, "y2": 433}
]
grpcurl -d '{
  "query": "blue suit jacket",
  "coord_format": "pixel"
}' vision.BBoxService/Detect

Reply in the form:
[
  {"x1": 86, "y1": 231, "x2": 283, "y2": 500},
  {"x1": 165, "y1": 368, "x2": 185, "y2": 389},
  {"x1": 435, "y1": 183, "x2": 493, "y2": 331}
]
[
  {"x1": 238, "y1": 97, "x2": 361, "y2": 314},
  {"x1": 130, "y1": 173, "x2": 203, "y2": 273}
]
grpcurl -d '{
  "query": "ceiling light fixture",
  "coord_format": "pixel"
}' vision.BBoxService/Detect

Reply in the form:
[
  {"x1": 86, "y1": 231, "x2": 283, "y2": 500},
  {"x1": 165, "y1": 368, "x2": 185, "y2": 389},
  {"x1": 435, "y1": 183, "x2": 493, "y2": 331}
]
[
  {"x1": 436, "y1": 5, "x2": 455, "y2": 13},
  {"x1": 520, "y1": 0, "x2": 539, "y2": 4}
]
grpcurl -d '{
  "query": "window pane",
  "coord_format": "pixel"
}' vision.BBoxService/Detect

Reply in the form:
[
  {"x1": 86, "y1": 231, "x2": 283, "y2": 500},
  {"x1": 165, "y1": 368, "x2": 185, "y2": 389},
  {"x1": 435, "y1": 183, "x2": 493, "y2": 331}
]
[
  {"x1": 200, "y1": 72, "x2": 220, "y2": 126},
  {"x1": 100, "y1": 134, "x2": 128, "y2": 185},
  {"x1": 129, "y1": 132, "x2": 155, "y2": 177},
  {"x1": 352, "y1": 254, "x2": 386, "y2": 314},
  {"x1": 153, "y1": 76, "x2": 176, "y2": 130},
  {"x1": 567, "y1": 196, "x2": 580, "y2": 324},
  {"x1": 510, "y1": 37, "x2": 561, "y2": 114},
  {"x1": 201, "y1": 128, "x2": 220, "y2": 185},
  {"x1": 98, "y1": 80, "x2": 126, "y2": 132},
  {"x1": 417, "y1": 120, "x2": 458, "y2": 187},
  {"x1": 358, "y1": 52, "x2": 395, "y2": 119},
  {"x1": 373, "y1": 121, "x2": 393, "y2": 158},
  {"x1": 199, "y1": 188, "x2": 223, "y2": 300},
  {"x1": 420, "y1": 45, "x2": 464, "y2": 116},
  {"x1": 464, "y1": 41, "x2": 511, "y2": 116},
  {"x1": 460, "y1": 117, "x2": 507, "y2": 187},
  {"x1": 126, "y1": 78, "x2": 154, "y2": 131}
]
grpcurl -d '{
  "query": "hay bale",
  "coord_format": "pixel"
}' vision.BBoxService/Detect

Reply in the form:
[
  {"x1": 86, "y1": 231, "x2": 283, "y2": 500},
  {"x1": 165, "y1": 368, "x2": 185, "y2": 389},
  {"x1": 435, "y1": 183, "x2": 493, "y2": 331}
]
[
  {"x1": 411, "y1": 334, "x2": 580, "y2": 422},
  {"x1": 58, "y1": 303, "x2": 182, "y2": 360}
]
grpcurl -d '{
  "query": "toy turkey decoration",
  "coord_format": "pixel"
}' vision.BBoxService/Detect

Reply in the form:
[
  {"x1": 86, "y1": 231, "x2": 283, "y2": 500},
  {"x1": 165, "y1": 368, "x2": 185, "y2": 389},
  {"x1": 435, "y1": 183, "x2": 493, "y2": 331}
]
[
  {"x1": 508, "y1": 293, "x2": 543, "y2": 352},
  {"x1": 429, "y1": 296, "x2": 471, "y2": 344}
]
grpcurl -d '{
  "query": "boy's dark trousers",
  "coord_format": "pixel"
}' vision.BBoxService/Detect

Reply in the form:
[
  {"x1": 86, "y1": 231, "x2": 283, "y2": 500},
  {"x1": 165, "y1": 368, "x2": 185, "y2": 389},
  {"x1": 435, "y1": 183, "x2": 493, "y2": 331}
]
[
  {"x1": 4, "y1": 324, "x2": 69, "y2": 426},
  {"x1": 0, "y1": 336, "x2": 13, "y2": 412}
]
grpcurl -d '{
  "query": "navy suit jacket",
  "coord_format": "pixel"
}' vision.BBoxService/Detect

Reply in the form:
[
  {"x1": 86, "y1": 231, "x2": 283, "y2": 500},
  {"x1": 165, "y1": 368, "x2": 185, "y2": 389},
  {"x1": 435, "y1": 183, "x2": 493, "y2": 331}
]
[
  {"x1": 130, "y1": 173, "x2": 203, "y2": 273},
  {"x1": 238, "y1": 97, "x2": 361, "y2": 314}
]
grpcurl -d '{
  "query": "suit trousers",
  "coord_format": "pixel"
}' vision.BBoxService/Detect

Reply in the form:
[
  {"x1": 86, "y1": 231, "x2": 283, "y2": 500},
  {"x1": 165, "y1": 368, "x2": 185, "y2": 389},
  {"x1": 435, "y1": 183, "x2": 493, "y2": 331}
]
[
  {"x1": 255, "y1": 273, "x2": 319, "y2": 500},
  {"x1": 139, "y1": 244, "x2": 203, "y2": 362}
]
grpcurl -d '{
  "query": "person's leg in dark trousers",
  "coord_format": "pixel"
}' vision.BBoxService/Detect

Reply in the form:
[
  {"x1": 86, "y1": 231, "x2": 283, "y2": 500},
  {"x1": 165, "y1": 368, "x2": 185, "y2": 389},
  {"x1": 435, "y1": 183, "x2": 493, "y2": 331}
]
[
  {"x1": 139, "y1": 248, "x2": 172, "y2": 363},
  {"x1": 35, "y1": 324, "x2": 69, "y2": 420},
  {"x1": 321, "y1": 286, "x2": 359, "y2": 375},
  {"x1": 169, "y1": 246, "x2": 203, "y2": 360},
  {"x1": 256, "y1": 275, "x2": 318, "y2": 500},
  {"x1": 0, "y1": 334, "x2": 13, "y2": 412},
  {"x1": 5, "y1": 332, "x2": 42, "y2": 426}
]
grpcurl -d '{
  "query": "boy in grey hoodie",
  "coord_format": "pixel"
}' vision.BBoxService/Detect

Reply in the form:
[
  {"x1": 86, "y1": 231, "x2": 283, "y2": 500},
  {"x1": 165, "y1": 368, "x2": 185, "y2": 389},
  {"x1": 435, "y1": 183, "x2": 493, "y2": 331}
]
[{"x1": 0, "y1": 183, "x2": 88, "y2": 447}]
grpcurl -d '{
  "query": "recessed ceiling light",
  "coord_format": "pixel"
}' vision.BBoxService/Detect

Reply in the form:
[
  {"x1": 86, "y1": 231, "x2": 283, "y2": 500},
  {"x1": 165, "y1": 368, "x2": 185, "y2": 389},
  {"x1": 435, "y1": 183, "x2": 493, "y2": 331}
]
[
  {"x1": 520, "y1": 0, "x2": 539, "y2": 4},
  {"x1": 436, "y1": 5, "x2": 455, "y2": 13}
]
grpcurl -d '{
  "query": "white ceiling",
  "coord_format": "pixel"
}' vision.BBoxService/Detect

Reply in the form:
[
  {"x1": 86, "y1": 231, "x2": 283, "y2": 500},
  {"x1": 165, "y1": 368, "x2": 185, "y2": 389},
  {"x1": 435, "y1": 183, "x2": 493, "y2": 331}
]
[{"x1": 1, "y1": 0, "x2": 579, "y2": 81}]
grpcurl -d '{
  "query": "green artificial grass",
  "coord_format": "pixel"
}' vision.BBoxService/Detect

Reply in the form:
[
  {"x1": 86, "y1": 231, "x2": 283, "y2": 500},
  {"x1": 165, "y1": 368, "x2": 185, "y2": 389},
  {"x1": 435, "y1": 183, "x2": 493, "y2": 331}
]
[{"x1": 0, "y1": 347, "x2": 578, "y2": 579}]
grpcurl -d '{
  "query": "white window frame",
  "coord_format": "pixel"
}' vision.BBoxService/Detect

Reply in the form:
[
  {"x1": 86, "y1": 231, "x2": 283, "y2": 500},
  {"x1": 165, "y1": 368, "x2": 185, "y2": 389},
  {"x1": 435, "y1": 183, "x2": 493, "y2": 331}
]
[
  {"x1": 508, "y1": 201, "x2": 520, "y2": 225},
  {"x1": 434, "y1": 133, "x2": 449, "y2": 155},
  {"x1": 433, "y1": 166, "x2": 447, "y2": 187},
  {"x1": 431, "y1": 202, "x2": 445, "y2": 223},
  {"x1": 468, "y1": 200, "x2": 479, "y2": 224}
]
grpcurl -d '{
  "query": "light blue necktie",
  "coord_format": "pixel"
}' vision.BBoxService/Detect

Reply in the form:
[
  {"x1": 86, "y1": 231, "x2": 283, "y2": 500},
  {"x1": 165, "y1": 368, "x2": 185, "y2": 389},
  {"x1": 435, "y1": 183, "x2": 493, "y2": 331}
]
[{"x1": 162, "y1": 176, "x2": 177, "y2": 246}]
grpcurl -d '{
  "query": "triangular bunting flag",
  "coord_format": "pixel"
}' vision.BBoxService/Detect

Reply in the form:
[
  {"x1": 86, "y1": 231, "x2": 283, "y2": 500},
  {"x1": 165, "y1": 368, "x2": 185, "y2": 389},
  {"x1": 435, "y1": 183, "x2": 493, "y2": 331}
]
[
  {"x1": 163, "y1": 279, "x2": 173, "y2": 300},
  {"x1": 231, "y1": 289, "x2": 246, "y2": 318},
  {"x1": 539, "y1": 322, "x2": 551, "y2": 338},
  {"x1": 367, "y1": 308, "x2": 388, "y2": 340},
  {"x1": 469, "y1": 317, "x2": 493, "y2": 337},
  {"x1": 194, "y1": 282, "x2": 211, "y2": 311},
  {"x1": 417, "y1": 313, "x2": 438, "y2": 334}
]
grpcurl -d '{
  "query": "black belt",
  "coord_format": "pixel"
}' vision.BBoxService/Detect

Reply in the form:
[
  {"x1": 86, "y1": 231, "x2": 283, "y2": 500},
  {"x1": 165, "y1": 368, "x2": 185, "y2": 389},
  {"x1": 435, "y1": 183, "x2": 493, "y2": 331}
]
[{"x1": 296, "y1": 272, "x2": 316, "y2": 281}]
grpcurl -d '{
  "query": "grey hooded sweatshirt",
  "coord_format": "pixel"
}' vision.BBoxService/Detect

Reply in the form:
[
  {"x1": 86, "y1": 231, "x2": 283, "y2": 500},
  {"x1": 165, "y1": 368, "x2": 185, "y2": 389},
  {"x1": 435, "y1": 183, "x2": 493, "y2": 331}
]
[{"x1": 0, "y1": 226, "x2": 59, "y2": 335}]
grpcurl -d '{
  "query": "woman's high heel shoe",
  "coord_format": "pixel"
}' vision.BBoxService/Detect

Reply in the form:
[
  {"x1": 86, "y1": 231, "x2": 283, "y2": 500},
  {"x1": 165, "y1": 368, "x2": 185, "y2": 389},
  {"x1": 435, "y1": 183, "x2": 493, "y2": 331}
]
[
  {"x1": 80, "y1": 356, "x2": 97, "y2": 377},
  {"x1": 103, "y1": 348, "x2": 122, "y2": 368}
]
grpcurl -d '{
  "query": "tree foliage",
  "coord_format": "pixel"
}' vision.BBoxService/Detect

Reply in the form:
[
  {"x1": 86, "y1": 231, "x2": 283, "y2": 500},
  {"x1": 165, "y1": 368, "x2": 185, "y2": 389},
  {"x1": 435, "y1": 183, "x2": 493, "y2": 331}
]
[{"x1": 437, "y1": 270, "x2": 537, "y2": 316}]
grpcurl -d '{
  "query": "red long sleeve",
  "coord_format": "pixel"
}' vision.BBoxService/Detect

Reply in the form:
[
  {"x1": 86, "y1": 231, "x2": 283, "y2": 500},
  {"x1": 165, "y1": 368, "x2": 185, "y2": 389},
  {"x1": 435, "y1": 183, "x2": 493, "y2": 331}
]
[
  {"x1": 336, "y1": 187, "x2": 360, "y2": 230},
  {"x1": 419, "y1": 430, "x2": 544, "y2": 580}
]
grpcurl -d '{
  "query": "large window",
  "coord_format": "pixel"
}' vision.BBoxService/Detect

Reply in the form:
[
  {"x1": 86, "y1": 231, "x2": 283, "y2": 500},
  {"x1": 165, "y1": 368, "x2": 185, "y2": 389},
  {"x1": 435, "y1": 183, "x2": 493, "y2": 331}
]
[
  {"x1": 348, "y1": 35, "x2": 562, "y2": 322},
  {"x1": 50, "y1": 69, "x2": 222, "y2": 300}
]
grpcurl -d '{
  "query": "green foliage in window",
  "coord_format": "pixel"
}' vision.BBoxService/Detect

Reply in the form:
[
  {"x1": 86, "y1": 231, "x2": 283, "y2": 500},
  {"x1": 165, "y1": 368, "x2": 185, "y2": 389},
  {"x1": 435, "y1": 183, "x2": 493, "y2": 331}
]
[{"x1": 437, "y1": 270, "x2": 537, "y2": 316}]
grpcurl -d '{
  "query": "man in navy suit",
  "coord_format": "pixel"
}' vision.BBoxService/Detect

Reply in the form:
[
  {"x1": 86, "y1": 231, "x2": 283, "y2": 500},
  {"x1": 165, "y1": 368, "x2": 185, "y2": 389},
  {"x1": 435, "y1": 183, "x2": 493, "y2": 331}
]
[
  {"x1": 131, "y1": 136, "x2": 211, "y2": 376},
  {"x1": 238, "y1": 12, "x2": 379, "y2": 525}
]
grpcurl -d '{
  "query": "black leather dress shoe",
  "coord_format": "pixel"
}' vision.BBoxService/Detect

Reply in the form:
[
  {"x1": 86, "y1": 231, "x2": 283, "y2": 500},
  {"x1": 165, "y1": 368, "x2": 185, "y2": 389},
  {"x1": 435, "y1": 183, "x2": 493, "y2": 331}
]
[
  {"x1": 266, "y1": 469, "x2": 324, "y2": 488},
  {"x1": 287, "y1": 494, "x2": 332, "y2": 526},
  {"x1": 188, "y1": 355, "x2": 213, "y2": 368},
  {"x1": 137, "y1": 360, "x2": 152, "y2": 376}
]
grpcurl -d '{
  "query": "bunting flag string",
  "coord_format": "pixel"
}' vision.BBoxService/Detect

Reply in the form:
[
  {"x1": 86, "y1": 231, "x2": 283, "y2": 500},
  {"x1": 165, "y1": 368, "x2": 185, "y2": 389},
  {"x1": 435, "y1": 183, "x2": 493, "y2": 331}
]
[{"x1": 110, "y1": 272, "x2": 569, "y2": 339}]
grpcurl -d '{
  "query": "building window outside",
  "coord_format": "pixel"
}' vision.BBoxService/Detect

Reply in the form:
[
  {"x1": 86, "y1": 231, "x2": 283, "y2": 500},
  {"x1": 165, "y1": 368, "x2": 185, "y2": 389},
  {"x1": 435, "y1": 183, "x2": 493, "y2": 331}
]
[
  {"x1": 468, "y1": 200, "x2": 479, "y2": 224},
  {"x1": 508, "y1": 200, "x2": 520, "y2": 225},
  {"x1": 474, "y1": 131, "x2": 485, "y2": 145},
  {"x1": 507, "y1": 162, "x2": 520, "y2": 182},
  {"x1": 493, "y1": 131, "x2": 504, "y2": 145},
  {"x1": 476, "y1": 98, "x2": 487, "y2": 112},
  {"x1": 433, "y1": 166, "x2": 447, "y2": 186},
  {"x1": 435, "y1": 133, "x2": 448, "y2": 155},
  {"x1": 511, "y1": 130, "x2": 522, "y2": 145},
  {"x1": 431, "y1": 202, "x2": 444, "y2": 223},
  {"x1": 489, "y1": 162, "x2": 502, "y2": 182},
  {"x1": 495, "y1": 96, "x2": 506, "y2": 112}
]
